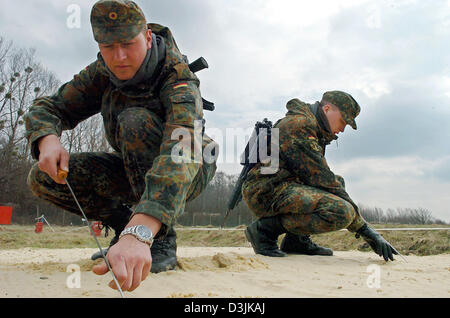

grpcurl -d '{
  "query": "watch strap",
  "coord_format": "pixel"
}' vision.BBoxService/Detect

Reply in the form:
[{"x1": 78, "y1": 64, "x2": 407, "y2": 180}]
[{"x1": 119, "y1": 225, "x2": 153, "y2": 246}]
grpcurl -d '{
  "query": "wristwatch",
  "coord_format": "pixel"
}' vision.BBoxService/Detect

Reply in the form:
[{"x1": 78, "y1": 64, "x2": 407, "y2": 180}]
[{"x1": 119, "y1": 225, "x2": 154, "y2": 247}]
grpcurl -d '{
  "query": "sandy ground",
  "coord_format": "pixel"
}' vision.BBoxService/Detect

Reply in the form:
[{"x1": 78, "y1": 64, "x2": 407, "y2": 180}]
[{"x1": 0, "y1": 247, "x2": 448, "y2": 298}]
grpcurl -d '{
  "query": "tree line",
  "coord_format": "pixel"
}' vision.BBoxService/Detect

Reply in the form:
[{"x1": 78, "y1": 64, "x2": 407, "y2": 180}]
[
  {"x1": 358, "y1": 205, "x2": 447, "y2": 225},
  {"x1": 0, "y1": 38, "x2": 447, "y2": 227}
]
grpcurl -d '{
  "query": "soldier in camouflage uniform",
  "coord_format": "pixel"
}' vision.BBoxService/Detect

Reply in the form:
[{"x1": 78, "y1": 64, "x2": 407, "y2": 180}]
[
  {"x1": 242, "y1": 91, "x2": 398, "y2": 262},
  {"x1": 25, "y1": 0, "x2": 217, "y2": 291}
]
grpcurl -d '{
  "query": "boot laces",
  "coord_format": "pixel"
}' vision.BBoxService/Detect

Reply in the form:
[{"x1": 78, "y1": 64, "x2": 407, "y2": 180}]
[
  {"x1": 299, "y1": 235, "x2": 318, "y2": 249},
  {"x1": 153, "y1": 239, "x2": 172, "y2": 251},
  {"x1": 151, "y1": 239, "x2": 176, "y2": 261}
]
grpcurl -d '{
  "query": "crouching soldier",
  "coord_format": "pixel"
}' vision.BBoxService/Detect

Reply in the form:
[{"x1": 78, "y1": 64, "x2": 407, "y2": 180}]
[
  {"x1": 242, "y1": 91, "x2": 398, "y2": 262},
  {"x1": 25, "y1": 0, "x2": 217, "y2": 292}
]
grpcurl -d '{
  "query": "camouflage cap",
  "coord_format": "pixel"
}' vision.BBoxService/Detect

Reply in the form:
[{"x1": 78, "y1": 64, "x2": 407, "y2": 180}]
[
  {"x1": 90, "y1": 0, "x2": 147, "y2": 44},
  {"x1": 322, "y1": 91, "x2": 361, "y2": 130}
]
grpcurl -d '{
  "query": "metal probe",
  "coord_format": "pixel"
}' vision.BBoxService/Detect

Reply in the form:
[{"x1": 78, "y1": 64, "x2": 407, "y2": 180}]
[
  {"x1": 58, "y1": 169, "x2": 125, "y2": 298},
  {"x1": 391, "y1": 245, "x2": 408, "y2": 263}
]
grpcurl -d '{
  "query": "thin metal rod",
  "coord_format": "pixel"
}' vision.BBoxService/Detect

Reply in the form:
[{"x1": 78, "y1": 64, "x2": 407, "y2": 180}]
[
  {"x1": 41, "y1": 215, "x2": 55, "y2": 232},
  {"x1": 64, "y1": 179, "x2": 125, "y2": 298},
  {"x1": 389, "y1": 244, "x2": 408, "y2": 263},
  {"x1": 35, "y1": 214, "x2": 55, "y2": 232}
]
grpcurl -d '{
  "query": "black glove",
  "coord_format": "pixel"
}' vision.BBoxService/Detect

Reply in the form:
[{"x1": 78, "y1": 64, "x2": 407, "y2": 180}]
[{"x1": 356, "y1": 224, "x2": 399, "y2": 261}]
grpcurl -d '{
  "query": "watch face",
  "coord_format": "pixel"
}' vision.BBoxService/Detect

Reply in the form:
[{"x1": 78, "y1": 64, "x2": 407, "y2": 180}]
[{"x1": 136, "y1": 226, "x2": 152, "y2": 240}]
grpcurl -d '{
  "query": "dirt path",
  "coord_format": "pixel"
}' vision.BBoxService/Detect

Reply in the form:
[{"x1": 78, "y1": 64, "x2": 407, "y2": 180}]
[{"x1": 0, "y1": 247, "x2": 448, "y2": 298}]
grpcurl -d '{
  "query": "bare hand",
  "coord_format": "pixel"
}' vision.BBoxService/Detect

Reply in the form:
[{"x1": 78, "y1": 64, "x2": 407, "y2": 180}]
[
  {"x1": 92, "y1": 235, "x2": 152, "y2": 292},
  {"x1": 37, "y1": 134, "x2": 70, "y2": 184}
]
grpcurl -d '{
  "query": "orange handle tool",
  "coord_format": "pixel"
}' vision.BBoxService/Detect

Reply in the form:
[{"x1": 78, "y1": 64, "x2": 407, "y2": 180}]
[{"x1": 58, "y1": 169, "x2": 68, "y2": 180}]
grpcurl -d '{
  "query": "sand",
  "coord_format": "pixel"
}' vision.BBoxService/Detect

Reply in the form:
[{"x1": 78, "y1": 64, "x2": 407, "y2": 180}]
[{"x1": 0, "y1": 247, "x2": 448, "y2": 298}]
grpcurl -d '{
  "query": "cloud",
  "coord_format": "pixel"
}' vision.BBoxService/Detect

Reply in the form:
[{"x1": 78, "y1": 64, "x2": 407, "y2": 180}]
[
  {"x1": 0, "y1": 0, "x2": 99, "y2": 81},
  {"x1": 331, "y1": 155, "x2": 450, "y2": 222}
]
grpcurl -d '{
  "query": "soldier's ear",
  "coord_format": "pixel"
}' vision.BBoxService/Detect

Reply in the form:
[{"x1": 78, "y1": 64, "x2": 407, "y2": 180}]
[{"x1": 146, "y1": 29, "x2": 152, "y2": 50}]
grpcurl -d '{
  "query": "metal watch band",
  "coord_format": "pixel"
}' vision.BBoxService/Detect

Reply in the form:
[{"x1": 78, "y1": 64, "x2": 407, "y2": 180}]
[{"x1": 119, "y1": 225, "x2": 153, "y2": 246}]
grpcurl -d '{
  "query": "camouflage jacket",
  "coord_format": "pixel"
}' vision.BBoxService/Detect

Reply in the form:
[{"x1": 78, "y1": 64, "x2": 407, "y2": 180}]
[
  {"x1": 24, "y1": 24, "x2": 206, "y2": 227},
  {"x1": 245, "y1": 98, "x2": 359, "y2": 212}
]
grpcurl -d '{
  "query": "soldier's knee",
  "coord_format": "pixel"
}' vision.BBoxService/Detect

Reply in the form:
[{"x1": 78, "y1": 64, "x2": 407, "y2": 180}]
[
  {"x1": 336, "y1": 200, "x2": 356, "y2": 229},
  {"x1": 317, "y1": 194, "x2": 356, "y2": 230}
]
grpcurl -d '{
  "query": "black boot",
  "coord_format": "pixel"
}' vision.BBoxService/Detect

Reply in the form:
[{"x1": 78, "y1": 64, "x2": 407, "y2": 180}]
[
  {"x1": 280, "y1": 233, "x2": 333, "y2": 256},
  {"x1": 150, "y1": 227, "x2": 178, "y2": 273},
  {"x1": 245, "y1": 216, "x2": 287, "y2": 257},
  {"x1": 91, "y1": 206, "x2": 132, "y2": 261}
]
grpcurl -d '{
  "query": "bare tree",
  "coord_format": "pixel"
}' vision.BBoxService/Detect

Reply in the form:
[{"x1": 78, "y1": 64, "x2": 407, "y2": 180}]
[
  {"x1": 410, "y1": 207, "x2": 433, "y2": 224},
  {"x1": 359, "y1": 204, "x2": 444, "y2": 225},
  {"x1": 359, "y1": 204, "x2": 386, "y2": 223},
  {"x1": 61, "y1": 114, "x2": 112, "y2": 154},
  {"x1": 0, "y1": 40, "x2": 59, "y2": 164},
  {"x1": 0, "y1": 37, "x2": 12, "y2": 74},
  {"x1": 0, "y1": 37, "x2": 59, "y2": 214}
]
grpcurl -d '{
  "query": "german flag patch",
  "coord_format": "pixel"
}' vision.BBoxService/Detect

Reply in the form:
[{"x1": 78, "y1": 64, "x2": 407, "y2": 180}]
[{"x1": 173, "y1": 83, "x2": 188, "y2": 89}]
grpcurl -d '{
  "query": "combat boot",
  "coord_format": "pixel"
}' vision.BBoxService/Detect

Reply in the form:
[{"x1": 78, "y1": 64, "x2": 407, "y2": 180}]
[
  {"x1": 245, "y1": 216, "x2": 287, "y2": 257},
  {"x1": 280, "y1": 233, "x2": 333, "y2": 256},
  {"x1": 91, "y1": 206, "x2": 132, "y2": 261},
  {"x1": 150, "y1": 227, "x2": 178, "y2": 273}
]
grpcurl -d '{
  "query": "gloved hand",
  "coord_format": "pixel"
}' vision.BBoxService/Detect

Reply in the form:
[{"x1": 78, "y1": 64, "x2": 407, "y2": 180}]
[{"x1": 356, "y1": 224, "x2": 399, "y2": 261}]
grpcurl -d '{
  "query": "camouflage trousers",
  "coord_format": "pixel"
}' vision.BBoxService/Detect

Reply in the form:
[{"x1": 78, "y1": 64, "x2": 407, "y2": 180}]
[
  {"x1": 242, "y1": 174, "x2": 365, "y2": 235},
  {"x1": 27, "y1": 107, "x2": 217, "y2": 223}
]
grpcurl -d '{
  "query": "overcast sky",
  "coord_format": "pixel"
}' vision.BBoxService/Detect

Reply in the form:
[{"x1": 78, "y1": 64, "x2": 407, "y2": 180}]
[{"x1": 1, "y1": 0, "x2": 450, "y2": 222}]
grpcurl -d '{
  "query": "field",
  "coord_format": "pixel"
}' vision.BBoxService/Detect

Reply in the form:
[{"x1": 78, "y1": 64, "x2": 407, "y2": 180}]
[
  {"x1": 1, "y1": 224, "x2": 448, "y2": 256},
  {"x1": 0, "y1": 224, "x2": 449, "y2": 298}
]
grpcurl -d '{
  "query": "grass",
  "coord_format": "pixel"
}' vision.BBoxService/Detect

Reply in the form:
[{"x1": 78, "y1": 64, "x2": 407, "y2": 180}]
[
  {"x1": 309, "y1": 226, "x2": 450, "y2": 256},
  {"x1": 0, "y1": 224, "x2": 448, "y2": 256},
  {"x1": 0, "y1": 225, "x2": 111, "y2": 249}
]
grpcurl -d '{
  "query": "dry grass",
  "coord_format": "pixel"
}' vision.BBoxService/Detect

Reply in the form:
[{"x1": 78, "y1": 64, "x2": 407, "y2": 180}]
[
  {"x1": 0, "y1": 225, "x2": 111, "y2": 249},
  {"x1": 309, "y1": 226, "x2": 450, "y2": 256},
  {"x1": 0, "y1": 224, "x2": 448, "y2": 256}
]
